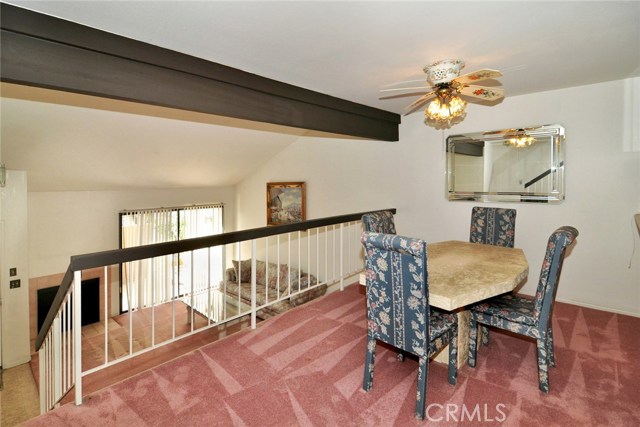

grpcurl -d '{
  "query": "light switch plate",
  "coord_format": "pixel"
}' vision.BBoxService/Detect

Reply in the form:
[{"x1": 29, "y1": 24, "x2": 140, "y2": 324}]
[{"x1": 10, "y1": 279, "x2": 21, "y2": 289}]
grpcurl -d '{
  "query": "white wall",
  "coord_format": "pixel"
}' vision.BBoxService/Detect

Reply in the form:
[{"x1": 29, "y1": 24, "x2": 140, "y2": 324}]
[
  {"x1": 29, "y1": 186, "x2": 236, "y2": 278},
  {"x1": 1, "y1": 170, "x2": 31, "y2": 367},
  {"x1": 236, "y1": 78, "x2": 640, "y2": 316}
]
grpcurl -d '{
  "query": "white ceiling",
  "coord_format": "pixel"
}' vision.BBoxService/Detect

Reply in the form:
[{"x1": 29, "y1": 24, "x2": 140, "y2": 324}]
[{"x1": 1, "y1": 1, "x2": 639, "y2": 191}]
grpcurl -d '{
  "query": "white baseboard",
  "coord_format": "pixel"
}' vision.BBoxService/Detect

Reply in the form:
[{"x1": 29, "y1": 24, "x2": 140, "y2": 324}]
[
  {"x1": 555, "y1": 297, "x2": 640, "y2": 318},
  {"x1": 2, "y1": 355, "x2": 32, "y2": 369}
]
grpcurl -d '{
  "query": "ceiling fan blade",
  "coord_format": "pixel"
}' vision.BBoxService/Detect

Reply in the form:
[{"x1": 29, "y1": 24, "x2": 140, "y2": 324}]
[
  {"x1": 459, "y1": 85, "x2": 505, "y2": 101},
  {"x1": 380, "y1": 86, "x2": 430, "y2": 93},
  {"x1": 403, "y1": 91, "x2": 436, "y2": 115},
  {"x1": 454, "y1": 69, "x2": 503, "y2": 85},
  {"x1": 381, "y1": 78, "x2": 426, "y2": 88}
]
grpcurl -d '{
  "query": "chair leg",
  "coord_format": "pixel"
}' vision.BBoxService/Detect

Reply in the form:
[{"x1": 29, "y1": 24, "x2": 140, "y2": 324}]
[
  {"x1": 535, "y1": 338, "x2": 550, "y2": 393},
  {"x1": 547, "y1": 326, "x2": 556, "y2": 367},
  {"x1": 481, "y1": 325, "x2": 490, "y2": 346},
  {"x1": 447, "y1": 327, "x2": 458, "y2": 385},
  {"x1": 468, "y1": 317, "x2": 478, "y2": 367},
  {"x1": 415, "y1": 357, "x2": 428, "y2": 420},
  {"x1": 363, "y1": 337, "x2": 376, "y2": 392}
]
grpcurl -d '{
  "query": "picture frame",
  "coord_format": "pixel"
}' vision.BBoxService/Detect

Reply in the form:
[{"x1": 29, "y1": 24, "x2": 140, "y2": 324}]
[{"x1": 267, "y1": 182, "x2": 306, "y2": 226}]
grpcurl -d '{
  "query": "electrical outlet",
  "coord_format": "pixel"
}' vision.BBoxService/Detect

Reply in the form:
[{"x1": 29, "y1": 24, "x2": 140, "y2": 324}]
[
  {"x1": 10, "y1": 268, "x2": 17, "y2": 276},
  {"x1": 10, "y1": 279, "x2": 21, "y2": 289}
]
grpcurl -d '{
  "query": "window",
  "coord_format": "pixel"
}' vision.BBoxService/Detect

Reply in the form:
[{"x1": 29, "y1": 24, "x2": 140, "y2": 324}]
[{"x1": 119, "y1": 204, "x2": 224, "y2": 313}]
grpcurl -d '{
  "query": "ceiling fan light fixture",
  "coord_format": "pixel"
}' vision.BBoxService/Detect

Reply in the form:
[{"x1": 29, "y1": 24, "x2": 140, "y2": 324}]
[
  {"x1": 424, "y1": 89, "x2": 467, "y2": 128},
  {"x1": 382, "y1": 58, "x2": 503, "y2": 129},
  {"x1": 505, "y1": 129, "x2": 536, "y2": 148}
]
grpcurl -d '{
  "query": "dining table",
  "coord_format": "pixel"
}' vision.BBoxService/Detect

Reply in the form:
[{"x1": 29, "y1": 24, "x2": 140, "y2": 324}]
[{"x1": 360, "y1": 240, "x2": 529, "y2": 367}]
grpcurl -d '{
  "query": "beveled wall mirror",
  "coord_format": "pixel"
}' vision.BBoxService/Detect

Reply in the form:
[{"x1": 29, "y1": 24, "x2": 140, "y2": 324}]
[{"x1": 446, "y1": 124, "x2": 565, "y2": 203}]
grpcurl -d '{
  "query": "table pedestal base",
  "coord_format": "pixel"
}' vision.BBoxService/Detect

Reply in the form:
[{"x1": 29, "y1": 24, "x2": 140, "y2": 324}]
[{"x1": 432, "y1": 310, "x2": 483, "y2": 368}]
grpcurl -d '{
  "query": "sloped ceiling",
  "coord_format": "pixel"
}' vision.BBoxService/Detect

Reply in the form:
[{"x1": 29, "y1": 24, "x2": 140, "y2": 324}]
[{"x1": 1, "y1": 1, "x2": 639, "y2": 191}]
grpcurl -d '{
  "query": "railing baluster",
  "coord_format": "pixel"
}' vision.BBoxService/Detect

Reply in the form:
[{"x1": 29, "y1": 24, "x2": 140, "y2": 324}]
[
  {"x1": 287, "y1": 233, "x2": 291, "y2": 295},
  {"x1": 222, "y1": 244, "x2": 227, "y2": 322},
  {"x1": 61, "y1": 298, "x2": 66, "y2": 393},
  {"x1": 190, "y1": 251, "x2": 195, "y2": 332},
  {"x1": 151, "y1": 259, "x2": 156, "y2": 347},
  {"x1": 207, "y1": 246, "x2": 212, "y2": 325},
  {"x1": 52, "y1": 316, "x2": 61, "y2": 403},
  {"x1": 324, "y1": 226, "x2": 328, "y2": 284},
  {"x1": 265, "y1": 238, "x2": 269, "y2": 304},
  {"x1": 339, "y1": 224, "x2": 344, "y2": 290},
  {"x1": 103, "y1": 266, "x2": 109, "y2": 364},
  {"x1": 73, "y1": 271, "x2": 82, "y2": 405},
  {"x1": 308, "y1": 230, "x2": 312, "y2": 290},
  {"x1": 66, "y1": 296, "x2": 70, "y2": 393},
  {"x1": 250, "y1": 240, "x2": 257, "y2": 329},
  {"x1": 348, "y1": 221, "x2": 352, "y2": 276},
  {"x1": 297, "y1": 231, "x2": 301, "y2": 293},
  {"x1": 39, "y1": 337, "x2": 45, "y2": 413},
  {"x1": 333, "y1": 225, "x2": 337, "y2": 283},
  {"x1": 276, "y1": 235, "x2": 281, "y2": 300},
  {"x1": 171, "y1": 254, "x2": 176, "y2": 340},
  {"x1": 237, "y1": 243, "x2": 242, "y2": 314}
]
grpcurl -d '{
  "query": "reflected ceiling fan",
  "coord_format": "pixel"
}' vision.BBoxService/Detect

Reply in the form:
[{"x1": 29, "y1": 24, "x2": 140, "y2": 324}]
[{"x1": 381, "y1": 59, "x2": 504, "y2": 128}]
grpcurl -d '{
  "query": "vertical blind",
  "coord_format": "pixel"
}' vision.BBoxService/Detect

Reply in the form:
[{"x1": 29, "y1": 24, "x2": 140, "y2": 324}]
[{"x1": 120, "y1": 204, "x2": 224, "y2": 312}]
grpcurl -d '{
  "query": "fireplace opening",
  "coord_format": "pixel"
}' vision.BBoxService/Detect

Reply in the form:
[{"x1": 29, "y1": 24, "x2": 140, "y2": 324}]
[{"x1": 37, "y1": 278, "x2": 101, "y2": 333}]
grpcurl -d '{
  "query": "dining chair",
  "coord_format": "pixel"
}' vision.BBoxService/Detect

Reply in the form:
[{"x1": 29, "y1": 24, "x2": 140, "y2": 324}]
[
  {"x1": 362, "y1": 210, "x2": 397, "y2": 234},
  {"x1": 469, "y1": 206, "x2": 517, "y2": 248},
  {"x1": 469, "y1": 206, "x2": 517, "y2": 345},
  {"x1": 361, "y1": 232, "x2": 458, "y2": 420},
  {"x1": 361, "y1": 211, "x2": 408, "y2": 358},
  {"x1": 467, "y1": 226, "x2": 579, "y2": 393}
]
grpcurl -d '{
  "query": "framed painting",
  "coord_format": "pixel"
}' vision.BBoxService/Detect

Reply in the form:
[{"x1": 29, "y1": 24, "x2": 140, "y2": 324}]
[{"x1": 267, "y1": 182, "x2": 306, "y2": 225}]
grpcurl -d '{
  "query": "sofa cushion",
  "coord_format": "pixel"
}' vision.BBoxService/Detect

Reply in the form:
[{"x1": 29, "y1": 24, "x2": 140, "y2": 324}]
[
  {"x1": 277, "y1": 265, "x2": 318, "y2": 294},
  {"x1": 232, "y1": 259, "x2": 252, "y2": 283},
  {"x1": 256, "y1": 260, "x2": 279, "y2": 288}
]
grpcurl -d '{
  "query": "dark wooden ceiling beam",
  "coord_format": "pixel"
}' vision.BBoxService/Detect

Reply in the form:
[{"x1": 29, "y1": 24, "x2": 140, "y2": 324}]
[{"x1": 1, "y1": 4, "x2": 400, "y2": 141}]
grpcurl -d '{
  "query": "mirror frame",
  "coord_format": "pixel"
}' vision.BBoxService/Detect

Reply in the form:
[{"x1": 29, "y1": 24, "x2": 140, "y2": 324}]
[{"x1": 446, "y1": 124, "x2": 565, "y2": 203}]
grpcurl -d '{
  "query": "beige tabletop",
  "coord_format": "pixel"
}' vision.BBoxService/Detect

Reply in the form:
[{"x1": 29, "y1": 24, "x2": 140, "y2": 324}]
[
  {"x1": 360, "y1": 240, "x2": 529, "y2": 311},
  {"x1": 426, "y1": 240, "x2": 529, "y2": 311}
]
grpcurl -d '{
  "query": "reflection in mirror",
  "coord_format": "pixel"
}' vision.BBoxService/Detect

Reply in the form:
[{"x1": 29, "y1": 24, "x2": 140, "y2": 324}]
[{"x1": 446, "y1": 124, "x2": 565, "y2": 203}]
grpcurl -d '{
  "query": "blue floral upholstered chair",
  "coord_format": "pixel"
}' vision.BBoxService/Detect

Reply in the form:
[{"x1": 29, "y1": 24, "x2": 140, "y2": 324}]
[
  {"x1": 469, "y1": 206, "x2": 517, "y2": 248},
  {"x1": 361, "y1": 232, "x2": 458, "y2": 420},
  {"x1": 362, "y1": 210, "x2": 408, "y2": 361},
  {"x1": 362, "y1": 210, "x2": 397, "y2": 234},
  {"x1": 468, "y1": 226, "x2": 579, "y2": 393},
  {"x1": 469, "y1": 206, "x2": 517, "y2": 345}
]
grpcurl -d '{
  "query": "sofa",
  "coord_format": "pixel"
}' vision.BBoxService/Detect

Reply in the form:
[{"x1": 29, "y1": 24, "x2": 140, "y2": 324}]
[{"x1": 222, "y1": 259, "x2": 327, "y2": 319}]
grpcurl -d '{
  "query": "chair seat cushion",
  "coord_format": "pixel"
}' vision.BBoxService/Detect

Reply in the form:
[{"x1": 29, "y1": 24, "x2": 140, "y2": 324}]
[
  {"x1": 429, "y1": 309, "x2": 457, "y2": 340},
  {"x1": 471, "y1": 294, "x2": 537, "y2": 326}
]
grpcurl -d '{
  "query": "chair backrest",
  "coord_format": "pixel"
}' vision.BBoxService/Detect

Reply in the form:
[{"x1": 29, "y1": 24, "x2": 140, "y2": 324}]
[
  {"x1": 362, "y1": 210, "x2": 397, "y2": 234},
  {"x1": 469, "y1": 207, "x2": 517, "y2": 248},
  {"x1": 533, "y1": 226, "x2": 579, "y2": 325},
  {"x1": 361, "y1": 232, "x2": 428, "y2": 357}
]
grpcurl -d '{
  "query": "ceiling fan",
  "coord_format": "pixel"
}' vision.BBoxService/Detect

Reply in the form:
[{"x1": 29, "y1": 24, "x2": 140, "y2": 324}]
[{"x1": 381, "y1": 59, "x2": 504, "y2": 128}]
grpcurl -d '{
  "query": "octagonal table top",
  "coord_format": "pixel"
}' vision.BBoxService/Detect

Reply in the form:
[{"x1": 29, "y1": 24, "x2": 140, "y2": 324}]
[
  {"x1": 426, "y1": 240, "x2": 529, "y2": 311},
  {"x1": 360, "y1": 240, "x2": 529, "y2": 312}
]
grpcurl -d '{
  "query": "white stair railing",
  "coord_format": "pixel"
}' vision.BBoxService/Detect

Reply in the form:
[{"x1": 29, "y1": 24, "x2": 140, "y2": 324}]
[{"x1": 35, "y1": 209, "x2": 394, "y2": 413}]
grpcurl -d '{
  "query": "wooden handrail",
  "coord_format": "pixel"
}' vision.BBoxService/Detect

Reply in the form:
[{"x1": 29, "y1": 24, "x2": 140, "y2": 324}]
[{"x1": 35, "y1": 208, "x2": 396, "y2": 350}]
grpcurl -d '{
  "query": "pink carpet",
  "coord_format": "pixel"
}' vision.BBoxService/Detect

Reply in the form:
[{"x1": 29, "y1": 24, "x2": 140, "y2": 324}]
[{"x1": 22, "y1": 284, "x2": 640, "y2": 426}]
